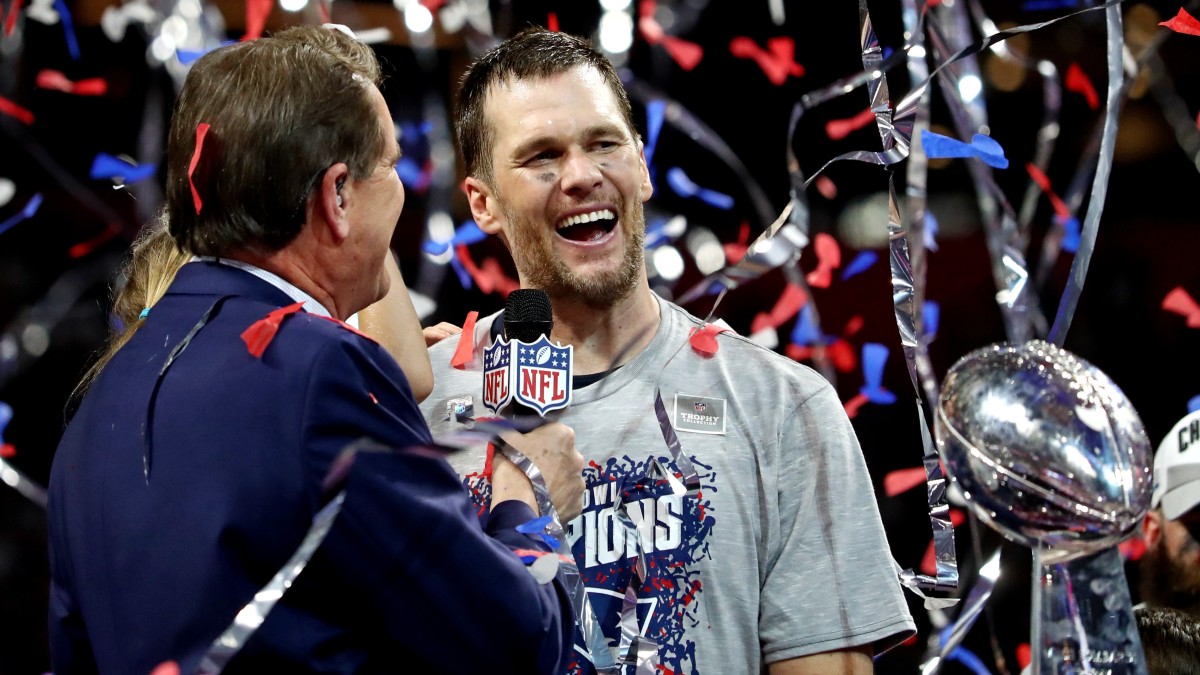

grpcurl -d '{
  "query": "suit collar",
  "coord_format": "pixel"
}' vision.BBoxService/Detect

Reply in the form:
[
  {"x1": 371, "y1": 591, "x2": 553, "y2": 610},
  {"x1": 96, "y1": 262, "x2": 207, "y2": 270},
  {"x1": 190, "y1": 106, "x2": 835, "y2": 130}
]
[{"x1": 166, "y1": 260, "x2": 296, "y2": 307}]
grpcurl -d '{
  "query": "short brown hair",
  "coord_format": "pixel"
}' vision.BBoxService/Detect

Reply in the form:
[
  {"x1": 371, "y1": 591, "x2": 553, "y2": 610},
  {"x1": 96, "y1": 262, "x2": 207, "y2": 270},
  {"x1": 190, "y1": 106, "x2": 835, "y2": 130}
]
[
  {"x1": 165, "y1": 25, "x2": 385, "y2": 256},
  {"x1": 454, "y1": 27, "x2": 637, "y2": 185}
]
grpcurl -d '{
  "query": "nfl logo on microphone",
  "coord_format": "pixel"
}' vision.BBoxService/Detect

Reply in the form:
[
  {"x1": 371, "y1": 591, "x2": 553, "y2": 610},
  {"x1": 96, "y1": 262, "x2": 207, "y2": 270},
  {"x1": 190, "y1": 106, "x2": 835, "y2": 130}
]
[
  {"x1": 482, "y1": 338, "x2": 513, "y2": 414},
  {"x1": 513, "y1": 335, "x2": 573, "y2": 415},
  {"x1": 482, "y1": 336, "x2": 573, "y2": 415}
]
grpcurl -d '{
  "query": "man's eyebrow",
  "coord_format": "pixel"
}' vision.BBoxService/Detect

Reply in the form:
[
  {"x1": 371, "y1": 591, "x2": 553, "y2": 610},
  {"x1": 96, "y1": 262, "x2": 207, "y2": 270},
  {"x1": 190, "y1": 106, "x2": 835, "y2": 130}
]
[{"x1": 508, "y1": 124, "x2": 627, "y2": 160}]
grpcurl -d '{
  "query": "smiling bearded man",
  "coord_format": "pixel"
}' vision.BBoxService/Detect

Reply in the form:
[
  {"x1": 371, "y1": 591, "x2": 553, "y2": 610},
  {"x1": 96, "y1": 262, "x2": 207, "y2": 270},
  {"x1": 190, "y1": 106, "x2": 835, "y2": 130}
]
[{"x1": 421, "y1": 27, "x2": 915, "y2": 675}]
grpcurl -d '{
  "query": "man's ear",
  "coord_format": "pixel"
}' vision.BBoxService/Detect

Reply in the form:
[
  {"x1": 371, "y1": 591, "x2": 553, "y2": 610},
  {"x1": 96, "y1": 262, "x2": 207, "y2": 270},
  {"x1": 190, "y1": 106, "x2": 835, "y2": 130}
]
[
  {"x1": 1143, "y1": 508, "x2": 1164, "y2": 547},
  {"x1": 636, "y1": 138, "x2": 653, "y2": 203},
  {"x1": 463, "y1": 176, "x2": 504, "y2": 237},
  {"x1": 311, "y1": 162, "x2": 351, "y2": 242}
]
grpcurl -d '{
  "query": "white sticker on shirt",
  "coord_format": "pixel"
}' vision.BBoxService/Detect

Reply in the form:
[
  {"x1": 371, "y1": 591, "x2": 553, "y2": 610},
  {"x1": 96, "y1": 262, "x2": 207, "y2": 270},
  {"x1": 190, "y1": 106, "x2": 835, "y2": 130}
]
[{"x1": 673, "y1": 394, "x2": 726, "y2": 435}]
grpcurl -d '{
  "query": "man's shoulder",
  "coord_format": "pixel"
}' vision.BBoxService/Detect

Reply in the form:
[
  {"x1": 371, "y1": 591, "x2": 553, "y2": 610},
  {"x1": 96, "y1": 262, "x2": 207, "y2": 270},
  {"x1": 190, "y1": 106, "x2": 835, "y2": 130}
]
[{"x1": 658, "y1": 298, "x2": 832, "y2": 395}]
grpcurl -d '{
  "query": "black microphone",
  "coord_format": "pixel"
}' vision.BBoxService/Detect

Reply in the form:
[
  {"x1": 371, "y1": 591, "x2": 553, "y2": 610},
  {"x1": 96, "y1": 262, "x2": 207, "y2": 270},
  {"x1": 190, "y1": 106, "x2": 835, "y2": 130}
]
[{"x1": 503, "y1": 289, "x2": 553, "y2": 422}]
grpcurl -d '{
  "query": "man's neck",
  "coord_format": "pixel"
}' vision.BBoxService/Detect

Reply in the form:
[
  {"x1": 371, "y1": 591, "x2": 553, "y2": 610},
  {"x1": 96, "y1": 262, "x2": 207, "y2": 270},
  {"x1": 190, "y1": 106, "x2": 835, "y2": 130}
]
[
  {"x1": 547, "y1": 285, "x2": 660, "y2": 376},
  {"x1": 222, "y1": 248, "x2": 343, "y2": 320}
]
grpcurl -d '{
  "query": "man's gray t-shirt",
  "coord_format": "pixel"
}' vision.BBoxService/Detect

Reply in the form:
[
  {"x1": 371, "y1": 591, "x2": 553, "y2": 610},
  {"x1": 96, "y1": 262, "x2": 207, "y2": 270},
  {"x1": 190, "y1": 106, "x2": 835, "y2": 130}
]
[{"x1": 421, "y1": 294, "x2": 915, "y2": 674}]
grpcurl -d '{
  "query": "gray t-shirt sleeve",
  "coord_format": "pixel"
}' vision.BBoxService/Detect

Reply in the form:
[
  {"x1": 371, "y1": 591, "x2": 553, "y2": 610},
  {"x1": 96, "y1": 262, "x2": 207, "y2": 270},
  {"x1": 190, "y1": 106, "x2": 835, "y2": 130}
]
[{"x1": 759, "y1": 380, "x2": 916, "y2": 663}]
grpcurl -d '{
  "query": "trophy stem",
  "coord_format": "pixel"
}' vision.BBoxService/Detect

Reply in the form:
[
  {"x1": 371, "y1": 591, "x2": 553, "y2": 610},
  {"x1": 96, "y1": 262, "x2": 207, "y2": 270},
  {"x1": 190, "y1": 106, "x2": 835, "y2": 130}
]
[{"x1": 1030, "y1": 543, "x2": 1147, "y2": 674}]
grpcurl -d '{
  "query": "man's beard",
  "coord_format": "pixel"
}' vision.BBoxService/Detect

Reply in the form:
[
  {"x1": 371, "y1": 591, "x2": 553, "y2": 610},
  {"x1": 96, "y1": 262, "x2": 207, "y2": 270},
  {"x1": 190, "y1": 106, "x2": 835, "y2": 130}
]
[
  {"x1": 1140, "y1": 536, "x2": 1200, "y2": 618},
  {"x1": 503, "y1": 202, "x2": 645, "y2": 309}
]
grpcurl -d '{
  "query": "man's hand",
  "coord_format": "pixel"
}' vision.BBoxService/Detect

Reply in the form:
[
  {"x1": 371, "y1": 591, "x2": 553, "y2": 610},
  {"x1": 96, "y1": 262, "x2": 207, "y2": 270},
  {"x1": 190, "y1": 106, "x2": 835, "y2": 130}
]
[
  {"x1": 423, "y1": 322, "x2": 461, "y2": 347},
  {"x1": 490, "y1": 423, "x2": 585, "y2": 522}
]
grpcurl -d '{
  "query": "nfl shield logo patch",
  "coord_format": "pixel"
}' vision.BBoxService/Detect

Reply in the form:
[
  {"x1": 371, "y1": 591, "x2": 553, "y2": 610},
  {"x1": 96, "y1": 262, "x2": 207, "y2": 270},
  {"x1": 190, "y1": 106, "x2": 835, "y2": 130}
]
[
  {"x1": 693, "y1": 401, "x2": 707, "y2": 413},
  {"x1": 512, "y1": 335, "x2": 573, "y2": 415},
  {"x1": 481, "y1": 338, "x2": 513, "y2": 414}
]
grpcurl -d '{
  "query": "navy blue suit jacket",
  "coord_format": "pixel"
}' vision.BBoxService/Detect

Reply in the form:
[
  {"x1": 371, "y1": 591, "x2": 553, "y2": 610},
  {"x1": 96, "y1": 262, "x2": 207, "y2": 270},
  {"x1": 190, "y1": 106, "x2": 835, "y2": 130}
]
[{"x1": 48, "y1": 261, "x2": 572, "y2": 674}]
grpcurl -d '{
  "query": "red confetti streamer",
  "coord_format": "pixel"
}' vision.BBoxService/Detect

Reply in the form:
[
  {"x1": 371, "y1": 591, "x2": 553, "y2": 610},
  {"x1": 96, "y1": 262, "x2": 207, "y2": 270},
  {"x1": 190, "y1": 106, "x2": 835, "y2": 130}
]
[
  {"x1": 637, "y1": 1, "x2": 703, "y2": 71},
  {"x1": 3, "y1": 0, "x2": 23, "y2": 37},
  {"x1": 35, "y1": 69, "x2": 108, "y2": 96},
  {"x1": 188, "y1": 123, "x2": 211, "y2": 215},
  {"x1": 825, "y1": 339, "x2": 856, "y2": 373},
  {"x1": 825, "y1": 107, "x2": 876, "y2": 141},
  {"x1": 814, "y1": 175, "x2": 838, "y2": 200},
  {"x1": 843, "y1": 315, "x2": 864, "y2": 336},
  {"x1": 0, "y1": 96, "x2": 33, "y2": 125},
  {"x1": 750, "y1": 283, "x2": 807, "y2": 334},
  {"x1": 884, "y1": 466, "x2": 927, "y2": 497},
  {"x1": 68, "y1": 224, "x2": 119, "y2": 258},
  {"x1": 1162, "y1": 286, "x2": 1200, "y2": 327},
  {"x1": 722, "y1": 221, "x2": 750, "y2": 264},
  {"x1": 547, "y1": 11, "x2": 558, "y2": 32},
  {"x1": 242, "y1": 0, "x2": 273, "y2": 41},
  {"x1": 688, "y1": 323, "x2": 729, "y2": 357},
  {"x1": 1119, "y1": 536, "x2": 1145, "y2": 562},
  {"x1": 418, "y1": 0, "x2": 446, "y2": 9},
  {"x1": 450, "y1": 311, "x2": 478, "y2": 369},
  {"x1": 0, "y1": 443, "x2": 15, "y2": 458},
  {"x1": 240, "y1": 302, "x2": 304, "y2": 358},
  {"x1": 455, "y1": 245, "x2": 519, "y2": 296},
  {"x1": 1025, "y1": 162, "x2": 1070, "y2": 221},
  {"x1": 1065, "y1": 63, "x2": 1099, "y2": 110},
  {"x1": 1016, "y1": 644, "x2": 1032, "y2": 670},
  {"x1": 728, "y1": 36, "x2": 805, "y2": 86},
  {"x1": 805, "y1": 233, "x2": 841, "y2": 288},
  {"x1": 314, "y1": 314, "x2": 376, "y2": 342},
  {"x1": 1160, "y1": 7, "x2": 1200, "y2": 36},
  {"x1": 660, "y1": 36, "x2": 704, "y2": 71},
  {"x1": 316, "y1": 0, "x2": 329, "y2": 23},
  {"x1": 843, "y1": 391, "x2": 869, "y2": 419}
]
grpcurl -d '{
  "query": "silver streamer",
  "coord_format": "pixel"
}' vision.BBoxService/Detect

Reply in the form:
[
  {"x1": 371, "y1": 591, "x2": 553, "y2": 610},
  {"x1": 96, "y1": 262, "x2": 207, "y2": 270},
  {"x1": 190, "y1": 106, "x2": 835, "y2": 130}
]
[
  {"x1": 0, "y1": 456, "x2": 47, "y2": 508},
  {"x1": 1046, "y1": 4, "x2": 1124, "y2": 347},
  {"x1": 919, "y1": 549, "x2": 1002, "y2": 675},
  {"x1": 196, "y1": 492, "x2": 346, "y2": 673},
  {"x1": 859, "y1": 0, "x2": 959, "y2": 594},
  {"x1": 490, "y1": 434, "x2": 625, "y2": 674}
]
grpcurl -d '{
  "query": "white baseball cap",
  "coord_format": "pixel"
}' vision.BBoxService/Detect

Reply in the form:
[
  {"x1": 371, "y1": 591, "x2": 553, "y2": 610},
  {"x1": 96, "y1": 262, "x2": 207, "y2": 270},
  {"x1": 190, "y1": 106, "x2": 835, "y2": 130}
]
[{"x1": 1152, "y1": 409, "x2": 1200, "y2": 521}]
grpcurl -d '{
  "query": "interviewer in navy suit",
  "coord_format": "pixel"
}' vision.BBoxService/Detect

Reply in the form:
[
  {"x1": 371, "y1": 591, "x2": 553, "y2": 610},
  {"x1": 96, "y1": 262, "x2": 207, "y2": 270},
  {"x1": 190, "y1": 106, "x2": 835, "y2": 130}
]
[{"x1": 48, "y1": 25, "x2": 584, "y2": 675}]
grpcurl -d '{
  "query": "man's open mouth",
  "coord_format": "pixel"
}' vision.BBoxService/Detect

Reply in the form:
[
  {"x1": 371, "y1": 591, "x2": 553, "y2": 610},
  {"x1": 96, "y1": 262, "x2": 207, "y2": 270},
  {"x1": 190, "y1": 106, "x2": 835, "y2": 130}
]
[{"x1": 556, "y1": 209, "x2": 617, "y2": 242}]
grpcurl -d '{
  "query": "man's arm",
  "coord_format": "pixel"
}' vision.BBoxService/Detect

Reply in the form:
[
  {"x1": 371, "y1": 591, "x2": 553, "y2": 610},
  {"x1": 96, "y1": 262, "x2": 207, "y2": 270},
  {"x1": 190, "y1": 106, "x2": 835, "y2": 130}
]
[
  {"x1": 356, "y1": 251, "x2": 434, "y2": 402},
  {"x1": 768, "y1": 646, "x2": 874, "y2": 674}
]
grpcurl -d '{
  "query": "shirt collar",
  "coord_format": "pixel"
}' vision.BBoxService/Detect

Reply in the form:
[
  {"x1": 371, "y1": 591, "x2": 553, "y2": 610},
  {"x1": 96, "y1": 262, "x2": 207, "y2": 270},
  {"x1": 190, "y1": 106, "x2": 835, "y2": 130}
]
[{"x1": 193, "y1": 256, "x2": 332, "y2": 318}]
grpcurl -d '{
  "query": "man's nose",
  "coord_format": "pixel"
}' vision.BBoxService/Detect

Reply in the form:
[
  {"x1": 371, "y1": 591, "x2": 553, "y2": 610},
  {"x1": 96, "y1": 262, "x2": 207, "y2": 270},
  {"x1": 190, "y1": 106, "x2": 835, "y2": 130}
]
[{"x1": 559, "y1": 148, "x2": 602, "y2": 195}]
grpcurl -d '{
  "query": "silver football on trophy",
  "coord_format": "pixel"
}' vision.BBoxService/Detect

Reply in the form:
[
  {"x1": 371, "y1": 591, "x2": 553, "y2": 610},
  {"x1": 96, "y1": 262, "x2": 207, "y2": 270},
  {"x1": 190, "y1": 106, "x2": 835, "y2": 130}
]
[{"x1": 935, "y1": 340, "x2": 1152, "y2": 561}]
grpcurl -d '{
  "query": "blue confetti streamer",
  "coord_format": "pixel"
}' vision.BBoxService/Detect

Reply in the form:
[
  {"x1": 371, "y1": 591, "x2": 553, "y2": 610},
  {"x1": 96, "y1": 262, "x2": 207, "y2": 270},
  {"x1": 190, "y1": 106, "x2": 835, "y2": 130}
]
[
  {"x1": 177, "y1": 40, "x2": 237, "y2": 65},
  {"x1": 1188, "y1": 394, "x2": 1200, "y2": 414},
  {"x1": 0, "y1": 401, "x2": 11, "y2": 443},
  {"x1": 923, "y1": 300, "x2": 940, "y2": 340},
  {"x1": 54, "y1": 0, "x2": 80, "y2": 60},
  {"x1": 920, "y1": 130, "x2": 1010, "y2": 169},
  {"x1": 860, "y1": 342, "x2": 896, "y2": 404},
  {"x1": 448, "y1": 252, "x2": 472, "y2": 289},
  {"x1": 516, "y1": 515, "x2": 559, "y2": 549},
  {"x1": 90, "y1": 153, "x2": 157, "y2": 184},
  {"x1": 1056, "y1": 214, "x2": 1081, "y2": 253},
  {"x1": 0, "y1": 193, "x2": 43, "y2": 237},
  {"x1": 938, "y1": 625, "x2": 993, "y2": 675},
  {"x1": 395, "y1": 157, "x2": 426, "y2": 190},
  {"x1": 789, "y1": 305, "x2": 821, "y2": 346},
  {"x1": 422, "y1": 220, "x2": 488, "y2": 256},
  {"x1": 644, "y1": 100, "x2": 666, "y2": 174},
  {"x1": 924, "y1": 211, "x2": 940, "y2": 252},
  {"x1": 841, "y1": 251, "x2": 878, "y2": 280},
  {"x1": 1023, "y1": 0, "x2": 1079, "y2": 10},
  {"x1": 665, "y1": 167, "x2": 735, "y2": 210}
]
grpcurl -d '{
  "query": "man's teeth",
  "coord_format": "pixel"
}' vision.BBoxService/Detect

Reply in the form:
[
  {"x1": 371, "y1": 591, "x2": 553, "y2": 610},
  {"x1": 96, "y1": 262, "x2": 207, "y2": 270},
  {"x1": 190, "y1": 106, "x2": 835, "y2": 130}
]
[{"x1": 557, "y1": 209, "x2": 615, "y2": 229}]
